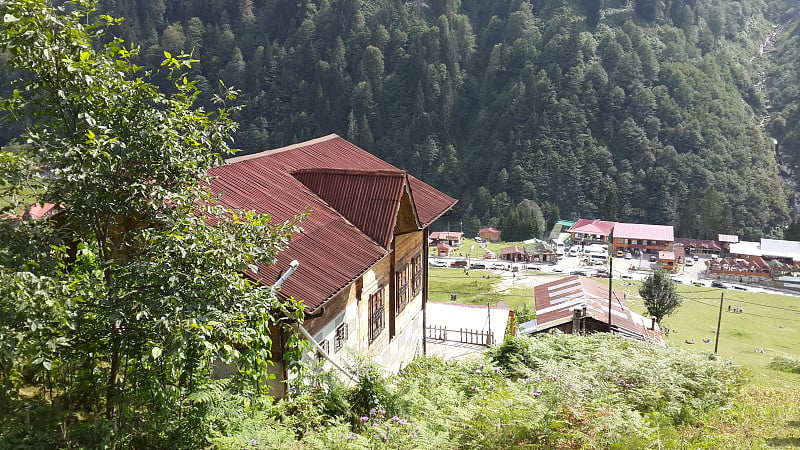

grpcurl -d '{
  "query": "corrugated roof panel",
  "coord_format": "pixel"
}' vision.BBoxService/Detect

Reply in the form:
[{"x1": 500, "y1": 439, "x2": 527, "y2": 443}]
[
  {"x1": 533, "y1": 276, "x2": 658, "y2": 341},
  {"x1": 208, "y1": 135, "x2": 456, "y2": 312},
  {"x1": 293, "y1": 168, "x2": 405, "y2": 249}
]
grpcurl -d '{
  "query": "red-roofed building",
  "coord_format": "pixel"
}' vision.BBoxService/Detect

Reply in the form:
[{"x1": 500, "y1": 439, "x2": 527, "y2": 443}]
[
  {"x1": 209, "y1": 135, "x2": 456, "y2": 394},
  {"x1": 612, "y1": 223, "x2": 674, "y2": 254},
  {"x1": 478, "y1": 227, "x2": 502, "y2": 242},
  {"x1": 530, "y1": 276, "x2": 662, "y2": 342},
  {"x1": 23, "y1": 203, "x2": 60, "y2": 220},
  {"x1": 568, "y1": 219, "x2": 616, "y2": 245},
  {"x1": 429, "y1": 231, "x2": 463, "y2": 247}
]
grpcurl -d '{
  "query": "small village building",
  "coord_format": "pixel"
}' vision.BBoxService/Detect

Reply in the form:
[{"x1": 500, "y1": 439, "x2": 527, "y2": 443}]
[
  {"x1": 568, "y1": 219, "x2": 615, "y2": 245},
  {"x1": 675, "y1": 238, "x2": 721, "y2": 256},
  {"x1": 612, "y1": 223, "x2": 674, "y2": 254},
  {"x1": 523, "y1": 241, "x2": 557, "y2": 264},
  {"x1": 526, "y1": 276, "x2": 662, "y2": 342},
  {"x1": 209, "y1": 135, "x2": 456, "y2": 395},
  {"x1": 706, "y1": 256, "x2": 771, "y2": 279},
  {"x1": 478, "y1": 227, "x2": 502, "y2": 242},
  {"x1": 659, "y1": 250, "x2": 676, "y2": 270},
  {"x1": 500, "y1": 245, "x2": 527, "y2": 262},
  {"x1": 429, "y1": 231, "x2": 463, "y2": 248},
  {"x1": 548, "y1": 219, "x2": 576, "y2": 241},
  {"x1": 436, "y1": 242, "x2": 452, "y2": 257}
]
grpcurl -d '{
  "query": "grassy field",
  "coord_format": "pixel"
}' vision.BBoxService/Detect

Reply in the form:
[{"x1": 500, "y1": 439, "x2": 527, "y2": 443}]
[
  {"x1": 427, "y1": 267, "x2": 540, "y2": 311},
  {"x1": 428, "y1": 270, "x2": 800, "y2": 448},
  {"x1": 428, "y1": 237, "x2": 528, "y2": 260}
]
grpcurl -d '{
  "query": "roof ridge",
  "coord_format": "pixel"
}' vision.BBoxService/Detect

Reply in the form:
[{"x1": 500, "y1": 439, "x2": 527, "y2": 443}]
[{"x1": 224, "y1": 134, "x2": 341, "y2": 164}]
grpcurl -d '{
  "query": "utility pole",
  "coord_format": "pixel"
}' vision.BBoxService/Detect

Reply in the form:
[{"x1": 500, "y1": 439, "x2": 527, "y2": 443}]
[
  {"x1": 714, "y1": 292, "x2": 724, "y2": 354},
  {"x1": 608, "y1": 240, "x2": 613, "y2": 331}
]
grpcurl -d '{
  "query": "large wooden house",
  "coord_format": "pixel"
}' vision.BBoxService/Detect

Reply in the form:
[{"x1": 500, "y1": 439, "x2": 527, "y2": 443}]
[{"x1": 208, "y1": 135, "x2": 457, "y2": 395}]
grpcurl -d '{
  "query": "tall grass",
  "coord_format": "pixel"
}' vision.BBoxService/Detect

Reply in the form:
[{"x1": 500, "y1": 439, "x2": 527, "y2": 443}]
[{"x1": 208, "y1": 333, "x2": 742, "y2": 449}]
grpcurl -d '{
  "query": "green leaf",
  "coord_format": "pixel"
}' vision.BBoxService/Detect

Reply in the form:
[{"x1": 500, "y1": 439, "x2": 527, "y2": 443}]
[
  {"x1": 80, "y1": 51, "x2": 90, "y2": 61},
  {"x1": 151, "y1": 346, "x2": 162, "y2": 359}
]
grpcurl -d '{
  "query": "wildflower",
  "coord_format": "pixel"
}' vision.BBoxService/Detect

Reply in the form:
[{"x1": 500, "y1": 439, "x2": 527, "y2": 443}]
[
  {"x1": 471, "y1": 385, "x2": 478, "y2": 390},
  {"x1": 360, "y1": 416, "x2": 370, "y2": 422},
  {"x1": 346, "y1": 434, "x2": 357, "y2": 441},
  {"x1": 250, "y1": 439, "x2": 258, "y2": 446},
  {"x1": 532, "y1": 389, "x2": 542, "y2": 397},
  {"x1": 475, "y1": 369, "x2": 482, "y2": 374},
  {"x1": 381, "y1": 435, "x2": 388, "y2": 441},
  {"x1": 412, "y1": 431, "x2": 418, "y2": 438},
  {"x1": 390, "y1": 416, "x2": 400, "y2": 422},
  {"x1": 493, "y1": 367, "x2": 501, "y2": 372},
  {"x1": 399, "y1": 418, "x2": 407, "y2": 425}
]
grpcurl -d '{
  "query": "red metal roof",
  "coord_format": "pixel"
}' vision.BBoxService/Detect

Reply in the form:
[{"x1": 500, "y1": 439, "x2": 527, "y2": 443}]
[
  {"x1": 534, "y1": 276, "x2": 661, "y2": 341},
  {"x1": 500, "y1": 246, "x2": 525, "y2": 255},
  {"x1": 675, "y1": 238, "x2": 721, "y2": 250},
  {"x1": 569, "y1": 219, "x2": 616, "y2": 236},
  {"x1": 24, "y1": 203, "x2": 58, "y2": 220},
  {"x1": 292, "y1": 168, "x2": 407, "y2": 249},
  {"x1": 613, "y1": 223, "x2": 674, "y2": 241},
  {"x1": 209, "y1": 135, "x2": 457, "y2": 312},
  {"x1": 429, "y1": 231, "x2": 463, "y2": 240}
]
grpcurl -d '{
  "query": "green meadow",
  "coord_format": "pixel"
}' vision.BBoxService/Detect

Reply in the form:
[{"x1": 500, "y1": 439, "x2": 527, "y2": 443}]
[{"x1": 429, "y1": 270, "x2": 800, "y2": 448}]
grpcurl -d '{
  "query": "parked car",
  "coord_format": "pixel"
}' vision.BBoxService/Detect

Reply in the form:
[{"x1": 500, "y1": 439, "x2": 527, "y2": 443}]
[
  {"x1": 685, "y1": 258, "x2": 694, "y2": 267},
  {"x1": 693, "y1": 254, "x2": 699, "y2": 261},
  {"x1": 711, "y1": 280, "x2": 726, "y2": 289},
  {"x1": 624, "y1": 252, "x2": 632, "y2": 259},
  {"x1": 470, "y1": 262, "x2": 487, "y2": 269},
  {"x1": 616, "y1": 250, "x2": 624, "y2": 257},
  {"x1": 570, "y1": 270, "x2": 589, "y2": 276},
  {"x1": 490, "y1": 263, "x2": 507, "y2": 270},
  {"x1": 430, "y1": 260, "x2": 447, "y2": 268},
  {"x1": 649, "y1": 254, "x2": 658, "y2": 262},
  {"x1": 591, "y1": 272, "x2": 610, "y2": 278},
  {"x1": 451, "y1": 260, "x2": 468, "y2": 268}
]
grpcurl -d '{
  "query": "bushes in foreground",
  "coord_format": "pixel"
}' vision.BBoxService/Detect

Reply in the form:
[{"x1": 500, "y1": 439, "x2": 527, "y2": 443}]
[{"x1": 210, "y1": 333, "x2": 741, "y2": 449}]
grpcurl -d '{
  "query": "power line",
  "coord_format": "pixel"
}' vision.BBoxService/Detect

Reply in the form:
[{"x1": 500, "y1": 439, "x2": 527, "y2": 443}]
[{"x1": 723, "y1": 298, "x2": 800, "y2": 313}]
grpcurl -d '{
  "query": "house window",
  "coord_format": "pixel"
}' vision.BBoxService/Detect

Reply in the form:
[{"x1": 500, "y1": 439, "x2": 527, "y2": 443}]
[
  {"x1": 334, "y1": 323, "x2": 348, "y2": 352},
  {"x1": 411, "y1": 252, "x2": 423, "y2": 297},
  {"x1": 396, "y1": 264, "x2": 410, "y2": 313},
  {"x1": 315, "y1": 339, "x2": 329, "y2": 361},
  {"x1": 369, "y1": 289, "x2": 385, "y2": 342}
]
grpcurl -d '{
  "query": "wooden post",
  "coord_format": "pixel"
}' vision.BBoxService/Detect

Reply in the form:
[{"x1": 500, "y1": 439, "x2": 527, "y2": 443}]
[{"x1": 714, "y1": 292, "x2": 724, "y2": 354}]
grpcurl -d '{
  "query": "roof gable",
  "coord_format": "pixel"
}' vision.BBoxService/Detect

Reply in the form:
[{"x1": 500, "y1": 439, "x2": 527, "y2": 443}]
[{"x1": 293, "y1": 168, "x2": 408, "y2": 249}]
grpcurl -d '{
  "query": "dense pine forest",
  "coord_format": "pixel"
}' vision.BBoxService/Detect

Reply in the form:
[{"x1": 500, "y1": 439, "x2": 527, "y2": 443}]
[{"x1": 3, "y1": 0, "x2": 798, "y2": 240}]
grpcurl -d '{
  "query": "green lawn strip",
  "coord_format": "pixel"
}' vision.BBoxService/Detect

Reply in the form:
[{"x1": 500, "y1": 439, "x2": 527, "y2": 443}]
[{"x1": 428, "y1": 238, "x2": 528, "y2": 261}]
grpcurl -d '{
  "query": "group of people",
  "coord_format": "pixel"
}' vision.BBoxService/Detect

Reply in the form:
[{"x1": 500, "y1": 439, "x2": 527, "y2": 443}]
[{"x1": 727, "y1": 305, "x2": 745, "y2": 313}]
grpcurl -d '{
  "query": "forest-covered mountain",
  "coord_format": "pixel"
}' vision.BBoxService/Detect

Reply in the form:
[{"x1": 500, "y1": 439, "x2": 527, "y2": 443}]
[{"x1": 3, "y1": 0, "x2": 796, "y2": 240}]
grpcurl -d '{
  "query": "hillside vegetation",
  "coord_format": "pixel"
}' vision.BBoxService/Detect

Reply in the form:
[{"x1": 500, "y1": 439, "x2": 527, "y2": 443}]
[{"x1": 17, "y1": 0, "x2": 791, "y2": 239}]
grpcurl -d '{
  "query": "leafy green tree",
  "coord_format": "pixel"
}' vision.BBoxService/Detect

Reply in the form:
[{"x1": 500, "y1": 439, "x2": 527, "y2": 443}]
[
  {"x1": 639, "y1": 269, "x2": 682, "y2": 324},
  {"x1": 0, "y1": 0, "x2": 303, "y2": 445}
]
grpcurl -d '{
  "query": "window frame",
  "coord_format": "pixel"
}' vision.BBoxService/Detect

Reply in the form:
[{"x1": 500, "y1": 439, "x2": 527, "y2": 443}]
[{"x1": 368, "y1": 288, "x2": 385, "y2": 342}]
